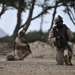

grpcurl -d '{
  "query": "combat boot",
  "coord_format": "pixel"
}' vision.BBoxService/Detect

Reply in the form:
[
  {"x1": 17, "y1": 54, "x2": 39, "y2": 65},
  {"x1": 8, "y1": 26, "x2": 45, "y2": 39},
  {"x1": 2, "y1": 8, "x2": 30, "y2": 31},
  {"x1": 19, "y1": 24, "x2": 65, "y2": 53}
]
[
  {"x1": 64, "y1": 55, "x2": 73, "y2": 66},
  {"x1": 64, "y1": 55, "x2": 69, "y2": 65},
  {"x1": 68, "y1": 56, "x2": 73, "y2": 66}
]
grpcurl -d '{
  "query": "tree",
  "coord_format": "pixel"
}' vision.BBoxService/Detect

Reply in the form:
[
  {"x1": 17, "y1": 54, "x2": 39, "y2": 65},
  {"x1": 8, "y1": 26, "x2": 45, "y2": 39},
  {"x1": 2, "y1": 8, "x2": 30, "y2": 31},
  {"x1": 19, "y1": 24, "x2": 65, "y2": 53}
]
[
  {"x1": 0, "y1": 0, "x2": 75, "y2": 40},
  {"x1": 0, "y1": 0, "x2": 7, "y2": 17},
  {"x1": 12, "y1": 0, "x2": 24, "y2": 39},
  {"x1": 22, "y1": 0, "x2": 36, "y2": 32}
]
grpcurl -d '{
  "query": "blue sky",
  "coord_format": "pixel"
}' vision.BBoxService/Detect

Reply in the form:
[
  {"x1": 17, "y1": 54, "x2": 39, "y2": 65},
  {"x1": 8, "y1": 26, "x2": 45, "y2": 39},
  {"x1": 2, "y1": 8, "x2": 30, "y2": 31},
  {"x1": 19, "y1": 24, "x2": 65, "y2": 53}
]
[{"x1": 0, "y1": 6, "x2": 75, "y2": 36}]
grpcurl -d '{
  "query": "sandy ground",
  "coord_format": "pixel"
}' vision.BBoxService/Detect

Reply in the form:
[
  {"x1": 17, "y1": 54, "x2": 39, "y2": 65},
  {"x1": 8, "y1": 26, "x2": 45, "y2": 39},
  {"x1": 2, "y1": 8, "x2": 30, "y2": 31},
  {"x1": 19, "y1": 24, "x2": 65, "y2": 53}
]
[{"x1": 0, "y1": 41, "x2": 75, "y2": 75}]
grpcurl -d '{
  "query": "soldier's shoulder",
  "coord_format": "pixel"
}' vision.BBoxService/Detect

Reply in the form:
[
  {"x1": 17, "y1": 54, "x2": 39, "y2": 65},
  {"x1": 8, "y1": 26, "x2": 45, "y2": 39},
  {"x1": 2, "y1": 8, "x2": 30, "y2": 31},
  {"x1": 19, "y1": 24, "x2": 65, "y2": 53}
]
[
  {"x1": 63, "y1": 24, "x2": 68, "y2": 27},
  {"x1": 63, "y1": 24, "x2": 69, "y2": 29},
  {"x1": 52, "y1": 26, "x2": 56, "y2": 29},
  {"x1": 15, "y1": 37, "x2": 20, "y2": 42},
  {"x1": 53, "y1": 26, "x2": 57, "y2": 30},
  {"x1": 15, "y1": 37, "x2": 19, "y2": 40}
]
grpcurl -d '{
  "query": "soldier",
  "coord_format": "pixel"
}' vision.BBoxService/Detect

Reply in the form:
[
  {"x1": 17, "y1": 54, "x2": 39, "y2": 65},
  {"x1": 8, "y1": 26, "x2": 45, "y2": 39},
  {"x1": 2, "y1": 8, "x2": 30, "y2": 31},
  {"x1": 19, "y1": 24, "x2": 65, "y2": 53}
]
[
  {"x1": 6, "y1": 30, "x2": 31, "y2": 61},
  {"x1": 48, "y1": 15, "x2": 73, "y2": 65},
  {"x1": 14, "y1": 30, "x2": 31, "y2": 60}
]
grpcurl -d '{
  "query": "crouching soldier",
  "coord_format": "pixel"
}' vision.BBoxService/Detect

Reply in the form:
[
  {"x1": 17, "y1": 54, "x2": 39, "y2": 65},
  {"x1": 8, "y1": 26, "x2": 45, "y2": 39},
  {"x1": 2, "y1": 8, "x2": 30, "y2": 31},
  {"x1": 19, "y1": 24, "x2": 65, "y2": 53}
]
[
  {"x1": 48, "y1": 15, "x2": 73, "y2": 65},
  {"x1": 6, "y1": 30, "x2": 31, "y2": 61}
]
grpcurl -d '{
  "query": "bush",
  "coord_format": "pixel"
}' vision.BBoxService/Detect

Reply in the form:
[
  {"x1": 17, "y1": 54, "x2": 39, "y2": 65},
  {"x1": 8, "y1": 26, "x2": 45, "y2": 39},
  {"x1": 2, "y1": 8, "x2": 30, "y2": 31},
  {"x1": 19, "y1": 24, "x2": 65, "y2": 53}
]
[
  {"x1": 1, "y1": 31, "x2": 75, "y2": 43},
  {"x1": 0, "y1": 36, "x2": 13, "y2": 43},
  {"x1": 26, "y1": 31, "x2": 75, "y2": 43},
  {"x1": 26, "y1": 31, "x2": 49, "y2": 42}
]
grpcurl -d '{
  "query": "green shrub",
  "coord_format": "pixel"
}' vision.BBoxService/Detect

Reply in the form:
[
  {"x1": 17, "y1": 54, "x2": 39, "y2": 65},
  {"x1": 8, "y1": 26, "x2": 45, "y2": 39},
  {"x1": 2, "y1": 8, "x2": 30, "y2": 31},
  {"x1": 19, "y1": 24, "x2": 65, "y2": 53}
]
[
  {"x1": 0, "y1": 36, "x2": 13, "y2": 43},
  {"x1": 1, "y1": 31, "x2": 75, "y2": 43},
  {"x1": 26, "y1": 31, "x2": 49, "y2": 42}
]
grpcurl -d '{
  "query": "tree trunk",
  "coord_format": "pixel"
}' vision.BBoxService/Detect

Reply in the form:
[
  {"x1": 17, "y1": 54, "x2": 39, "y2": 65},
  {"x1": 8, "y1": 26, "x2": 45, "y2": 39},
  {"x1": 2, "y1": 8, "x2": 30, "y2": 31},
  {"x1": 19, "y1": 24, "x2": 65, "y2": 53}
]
[
  {"x1": 49, "y1": 1, "x2": 58, "y2": 31},
  {"x1": 0, "y1": 1, "x2": 7, "y2": 17},
  {"x1": 23, "y1": 0, "x2": 36, "y2": 32},
  {"x1": 12, "y1": 0, "x2": 23, "y2": 40}
]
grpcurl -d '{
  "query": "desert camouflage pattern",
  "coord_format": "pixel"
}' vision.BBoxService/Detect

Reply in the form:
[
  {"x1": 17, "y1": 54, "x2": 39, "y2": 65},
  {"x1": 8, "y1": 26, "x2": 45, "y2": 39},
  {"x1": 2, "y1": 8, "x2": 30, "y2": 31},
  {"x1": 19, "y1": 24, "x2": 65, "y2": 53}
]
[
  {"x1": 48, "y1": 26, "x2": 73, "y2": 65},
  {"x1": 14, "y1": 36, "x2": 30, "y2": 60}
]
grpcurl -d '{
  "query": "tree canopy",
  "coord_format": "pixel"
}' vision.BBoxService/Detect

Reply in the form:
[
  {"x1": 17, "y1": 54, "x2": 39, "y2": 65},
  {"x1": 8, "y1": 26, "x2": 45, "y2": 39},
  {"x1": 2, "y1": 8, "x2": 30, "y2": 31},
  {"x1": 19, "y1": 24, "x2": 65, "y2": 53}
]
[{"x1": 0, "y1": 0, "x2": 75, "y2": 39}]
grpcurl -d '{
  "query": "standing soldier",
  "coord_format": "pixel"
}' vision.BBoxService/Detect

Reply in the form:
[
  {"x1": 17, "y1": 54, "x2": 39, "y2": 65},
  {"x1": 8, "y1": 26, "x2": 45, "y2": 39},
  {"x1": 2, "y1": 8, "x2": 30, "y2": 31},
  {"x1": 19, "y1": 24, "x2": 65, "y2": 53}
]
[{"x1": 48, "y1": 15, "x2": 73, "y2": 65}]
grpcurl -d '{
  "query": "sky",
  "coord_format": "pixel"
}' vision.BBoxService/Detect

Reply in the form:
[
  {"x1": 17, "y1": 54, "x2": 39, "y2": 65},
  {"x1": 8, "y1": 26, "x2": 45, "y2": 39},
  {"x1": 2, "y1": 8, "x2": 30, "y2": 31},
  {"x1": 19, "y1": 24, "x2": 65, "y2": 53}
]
[{"x1": 0, "y1": 5, "x2": 75, "y2": 36}]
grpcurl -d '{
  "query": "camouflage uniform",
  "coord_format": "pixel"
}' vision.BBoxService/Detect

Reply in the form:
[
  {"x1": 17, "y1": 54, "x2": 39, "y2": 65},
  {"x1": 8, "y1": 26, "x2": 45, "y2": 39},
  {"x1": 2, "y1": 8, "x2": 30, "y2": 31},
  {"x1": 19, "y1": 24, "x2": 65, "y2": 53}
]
[
  {"x1": 14, "y1": 31, "x2": 31, "y2": 60},
  {"x1": 48, "y1": 15, "x2": 73, "y2": 65}
]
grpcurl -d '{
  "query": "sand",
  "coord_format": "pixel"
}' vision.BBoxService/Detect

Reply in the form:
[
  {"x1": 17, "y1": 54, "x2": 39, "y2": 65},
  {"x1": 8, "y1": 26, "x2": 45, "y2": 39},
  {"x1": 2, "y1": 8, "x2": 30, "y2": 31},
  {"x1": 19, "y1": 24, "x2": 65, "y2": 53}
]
[{"x1": 0, "y1": 41, "x2": 75, "y2": 75}]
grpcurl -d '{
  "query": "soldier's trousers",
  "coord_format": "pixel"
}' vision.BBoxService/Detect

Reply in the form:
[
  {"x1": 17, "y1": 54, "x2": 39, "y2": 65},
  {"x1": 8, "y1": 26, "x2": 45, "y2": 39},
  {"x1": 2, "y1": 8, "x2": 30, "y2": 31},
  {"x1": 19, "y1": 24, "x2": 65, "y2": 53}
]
[
  {"x1": 56, "y1": 42, "x2": 73, "y2": 65},
  {"x1": 14, "y1": 49, "x2": 30, "y2": 60}
]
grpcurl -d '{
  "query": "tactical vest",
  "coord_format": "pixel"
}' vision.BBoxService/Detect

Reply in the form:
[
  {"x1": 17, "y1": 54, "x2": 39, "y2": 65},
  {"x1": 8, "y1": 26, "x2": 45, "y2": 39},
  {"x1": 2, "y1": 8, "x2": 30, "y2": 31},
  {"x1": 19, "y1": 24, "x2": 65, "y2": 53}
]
[{"x1": 53, "y1": 24, "x2": 69, "y2": 48}]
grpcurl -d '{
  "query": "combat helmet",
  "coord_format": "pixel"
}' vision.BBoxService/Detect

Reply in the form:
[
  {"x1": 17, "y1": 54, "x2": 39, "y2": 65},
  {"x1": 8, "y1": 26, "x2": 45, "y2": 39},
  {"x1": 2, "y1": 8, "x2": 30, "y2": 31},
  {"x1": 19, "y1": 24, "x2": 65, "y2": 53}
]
[
  {"x1": 54, "y1": 15, "x2": 63, "y2": 24},
  {"x1": 18, "y1": 30, "x2": 25, "y2": 37}
]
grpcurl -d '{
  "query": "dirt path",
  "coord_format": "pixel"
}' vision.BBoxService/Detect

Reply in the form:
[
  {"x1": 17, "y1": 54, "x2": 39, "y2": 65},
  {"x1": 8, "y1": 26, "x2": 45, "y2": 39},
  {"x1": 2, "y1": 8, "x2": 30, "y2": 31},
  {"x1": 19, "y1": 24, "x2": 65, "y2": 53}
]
[{"x1": 0, "y1": 57, "x2": 75, "y2": 75}]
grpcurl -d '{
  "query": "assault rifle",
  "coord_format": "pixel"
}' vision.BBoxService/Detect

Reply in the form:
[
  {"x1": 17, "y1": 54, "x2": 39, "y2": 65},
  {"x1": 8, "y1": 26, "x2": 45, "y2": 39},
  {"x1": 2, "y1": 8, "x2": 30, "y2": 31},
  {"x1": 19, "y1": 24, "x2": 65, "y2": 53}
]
[
  {"x1": 56, "y1": 29, "x2": 75, "y2": 56},
  {"x1": 55, "y1": 28, "x2": 75, "y2": 56},
  {"x1": 55, "y1": 29, "x2": 72, "y2": 51},
  {"x1": 26, "y1": 43, "x2": 33, "y2": 57}
]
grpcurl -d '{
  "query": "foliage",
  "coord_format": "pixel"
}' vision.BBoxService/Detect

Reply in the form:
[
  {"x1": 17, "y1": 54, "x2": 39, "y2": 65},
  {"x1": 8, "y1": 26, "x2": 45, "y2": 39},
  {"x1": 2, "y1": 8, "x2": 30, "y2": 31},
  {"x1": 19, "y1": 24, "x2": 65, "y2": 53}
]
[
  {"x1": 0, "y1": 31, "x2": 49, "y2": 43},
  {"x1": 26, "y1": 31, "x2": 49, "y2": 42},
  {"x1": 0, "y1": 0, "x2": 75, "y2": 39},
  {"x1": 0, "y1": 31, "x2": 75, "y2": 43},
  {"x1": 0, "y1": 36, "x2": 13, "y2": 43}
]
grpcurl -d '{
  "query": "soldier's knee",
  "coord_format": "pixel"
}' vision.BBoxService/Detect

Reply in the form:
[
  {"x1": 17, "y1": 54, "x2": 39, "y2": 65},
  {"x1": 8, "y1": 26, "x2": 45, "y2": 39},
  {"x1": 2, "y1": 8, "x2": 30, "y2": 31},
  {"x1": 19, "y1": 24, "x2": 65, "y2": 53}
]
[{"x1": 6, "y1": 55, "x2": 16, "y2": 61}]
